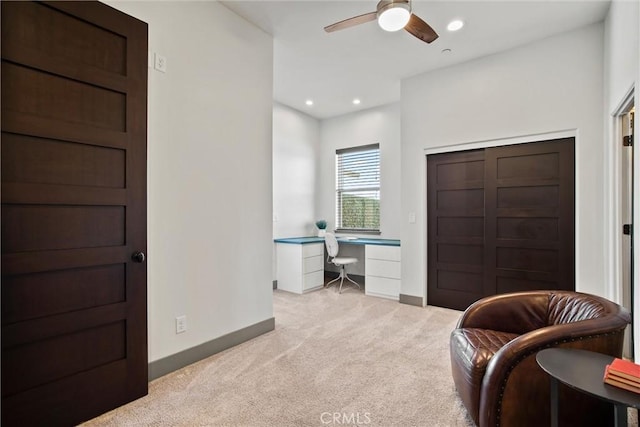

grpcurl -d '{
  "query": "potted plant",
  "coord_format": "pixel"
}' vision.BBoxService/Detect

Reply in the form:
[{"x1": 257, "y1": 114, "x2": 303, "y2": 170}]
[{"x1": 315, "y1": 220, "x2": 327, "y2": 237}]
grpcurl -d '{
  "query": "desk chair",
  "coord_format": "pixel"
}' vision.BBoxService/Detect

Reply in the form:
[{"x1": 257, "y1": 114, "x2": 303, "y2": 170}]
[{"x1": 324, "y1": 233, "x2": 360, "y2": 294}]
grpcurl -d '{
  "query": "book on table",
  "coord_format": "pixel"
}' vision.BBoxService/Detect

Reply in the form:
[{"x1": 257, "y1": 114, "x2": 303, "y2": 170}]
[{"x1": 603, "y1": 358, "x2": 640, "y2": 394}]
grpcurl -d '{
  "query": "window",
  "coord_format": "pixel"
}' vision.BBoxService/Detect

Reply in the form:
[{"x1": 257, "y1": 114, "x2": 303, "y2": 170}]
[{"x1": 336, "y1": 144, "x2": 380, "y2": 233}]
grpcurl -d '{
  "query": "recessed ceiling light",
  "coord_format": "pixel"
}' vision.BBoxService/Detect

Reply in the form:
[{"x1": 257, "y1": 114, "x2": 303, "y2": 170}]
[
  {"x1": 305, "y1": 100, "x2": 313, "y2": 106},
  {"x1": 447, "y1": 20, "x2": 464, "y2": 32},
  {"x1": 352, "y1": 99, "x2": 361, "y2": 105},
  {"x1": 441, "y1": 48, "x2": 452, "y2": 54}
]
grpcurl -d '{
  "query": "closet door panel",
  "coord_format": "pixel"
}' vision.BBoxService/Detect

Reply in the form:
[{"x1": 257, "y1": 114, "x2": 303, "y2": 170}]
[
  {"x1": 485, "y1": 138, "x2": 574, "y2": 295},
  {"x1": 427, "y1": 150, "x2": 485, "y2": 310}
]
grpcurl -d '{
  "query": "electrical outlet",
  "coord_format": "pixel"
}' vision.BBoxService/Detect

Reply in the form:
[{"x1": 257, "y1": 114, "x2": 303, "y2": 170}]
[
  {"x1": 154, "y1": 53, "x2": 167, "y2": 73},
  {"x1": 176, "y1": 315, "x2": 187, "y2": 334}
]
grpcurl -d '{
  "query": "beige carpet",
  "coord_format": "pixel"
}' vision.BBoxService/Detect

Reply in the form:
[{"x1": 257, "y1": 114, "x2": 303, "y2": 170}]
[{"x1": 83, "y1": 287, "x2": 474, "y2": 427}]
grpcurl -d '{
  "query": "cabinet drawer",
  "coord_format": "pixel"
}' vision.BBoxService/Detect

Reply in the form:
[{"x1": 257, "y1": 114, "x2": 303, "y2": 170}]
[
  {"x1": 365, "y1": 276, "x2": 400, "y2": 300},
  {"x1": 304, "y1": 255, "x2": 323, "y2": 274},
  {"x1": 303, "y1": 270, "x2": 324, "y2": 291},
  {"x1": 365, "y1": 259, "x2": 400, "y2": 279},
  {"x1": 366, "y1": 245, "x2": 400, "y2": 261},
  {"x1": 303, "y1": 243, "x2": 323, "y2": 257}
]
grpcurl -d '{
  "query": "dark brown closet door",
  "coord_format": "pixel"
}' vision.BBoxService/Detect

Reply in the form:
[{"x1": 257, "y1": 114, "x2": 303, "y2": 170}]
[
  {"x1": 427, "y1": 138, "x2": 574, "y2": 310},
  {"x1": 1, "y1": 2, "x2": 148, "y2": 425},
  {"x1": 485, "y1": 138, "x2": 574, "y2": 294},
  {"x1": 427, "y1": 150, "x2": 487, "y2": 310}
]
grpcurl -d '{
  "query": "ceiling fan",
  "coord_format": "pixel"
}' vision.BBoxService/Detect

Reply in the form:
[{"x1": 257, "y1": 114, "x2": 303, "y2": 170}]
[{"x1": 324, "y1": 0, "x2": 439, "y2": 44}]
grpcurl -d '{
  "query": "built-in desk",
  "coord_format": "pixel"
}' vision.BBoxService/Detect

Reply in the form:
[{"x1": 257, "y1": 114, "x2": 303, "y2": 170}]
[{"x1": 274, "y1": 236, "x2": 401, "y2": 300}]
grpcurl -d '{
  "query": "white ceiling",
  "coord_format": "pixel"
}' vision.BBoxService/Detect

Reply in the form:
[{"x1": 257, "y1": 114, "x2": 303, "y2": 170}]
[{"x1": 221, "y1": 0, "x2": 611, "y2": 119}]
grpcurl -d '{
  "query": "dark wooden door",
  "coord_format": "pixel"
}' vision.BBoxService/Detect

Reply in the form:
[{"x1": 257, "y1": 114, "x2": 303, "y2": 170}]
[
  {"x1": 1, "y1": 2, "x2": 148, "y2": 425},
  {"x1": 427, "y1": 138, "x2": 575, "y2": 310},
  {"x1": 427, "y1": 150, "x2": 487, "y2": 310},
  {"x1": 485, "y1": 139, "x2": 575, "y2": 296}
]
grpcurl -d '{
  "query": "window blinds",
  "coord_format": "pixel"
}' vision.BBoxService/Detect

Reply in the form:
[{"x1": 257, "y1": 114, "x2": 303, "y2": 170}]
[{"x1": 336, "y1": 144, "x2": 380, "y2": 232}]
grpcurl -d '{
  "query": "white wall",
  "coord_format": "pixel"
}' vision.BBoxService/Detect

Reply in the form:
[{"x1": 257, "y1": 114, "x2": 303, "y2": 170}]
[
  {"x1": 106, "y1": 1, "x2": 274, "y2": 363},
  {"x1": 401, "y1": 23, "x2": 605, "y2": 302},
  {"x1": 603, "y1": 0, "x2": 640, "y2": 356},
  {"x1": 273, "y1": 102, "x2": 320, "y2": 238},
  {"x1": 604, "y1": 0, "x2": 639, "y2": 110}
]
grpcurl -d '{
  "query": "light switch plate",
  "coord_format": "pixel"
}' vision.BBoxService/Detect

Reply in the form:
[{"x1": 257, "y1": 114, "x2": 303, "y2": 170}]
[{"x1": 154, "y1": 53, "x2": 167, "y2": 73}]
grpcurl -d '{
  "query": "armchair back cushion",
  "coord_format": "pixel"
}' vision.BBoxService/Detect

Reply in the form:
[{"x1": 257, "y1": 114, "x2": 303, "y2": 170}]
[{"x1": 450, "y1": 290, "x2": 630, "y2": 427}]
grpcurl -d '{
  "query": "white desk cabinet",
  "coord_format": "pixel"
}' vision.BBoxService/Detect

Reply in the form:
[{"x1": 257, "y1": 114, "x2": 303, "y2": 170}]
[
  {"x1": 276, "y1": 242, "x2": 324, "y2": 294},
  {"x1": 365, "y1": 244, "x2": 401, "y2": 300}
]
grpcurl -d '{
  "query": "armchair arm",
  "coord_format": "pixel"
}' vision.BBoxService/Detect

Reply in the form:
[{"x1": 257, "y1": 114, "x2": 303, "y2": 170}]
[{"x1": 457, "y1": 291, "x2": 550, "y2": 334}]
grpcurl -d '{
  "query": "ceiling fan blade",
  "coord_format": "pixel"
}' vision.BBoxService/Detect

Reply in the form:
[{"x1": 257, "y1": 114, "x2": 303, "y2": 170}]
[
  {"x1": 404, "y1": 14, "x2": 439, "y2": 44},
  {"x1": 324, "y1": 11, "x2": 377, "y2": 33}
]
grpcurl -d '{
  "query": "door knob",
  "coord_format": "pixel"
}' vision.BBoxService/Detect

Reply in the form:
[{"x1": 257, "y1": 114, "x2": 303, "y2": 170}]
[{"x1": 132, "y1": 252, "x2": 146, "y2": 263}]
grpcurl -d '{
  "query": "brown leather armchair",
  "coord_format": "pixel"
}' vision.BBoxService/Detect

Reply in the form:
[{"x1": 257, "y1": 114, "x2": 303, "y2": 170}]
[{"x1": 450, "y1": 290, "x2": 631, "y2": 427}]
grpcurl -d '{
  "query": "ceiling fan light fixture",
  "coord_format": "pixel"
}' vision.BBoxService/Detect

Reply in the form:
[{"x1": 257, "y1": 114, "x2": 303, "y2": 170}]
[
  {"x1": 377, "y1": 2, "x2": 411, "y2": 32},
  {"x1": 323, "y1": 0, "x2": 438, "y2": 44}
]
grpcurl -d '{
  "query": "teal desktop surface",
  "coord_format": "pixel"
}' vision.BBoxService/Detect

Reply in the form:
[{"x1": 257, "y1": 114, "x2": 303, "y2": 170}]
[
  {"x1": 273, "y1": 236, "x2": 400, "y2": 246},
  {"x1": 273, "y1": 237, "x2": 324, "y2": 244}
]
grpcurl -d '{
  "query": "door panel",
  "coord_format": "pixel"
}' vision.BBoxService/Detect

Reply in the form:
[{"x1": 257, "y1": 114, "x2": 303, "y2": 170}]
[
  {"x1": 427, "y1": 138, "x2": 574, "y2": 310},
  {"x1": 427, "y1": 150, "x2": 486, "y2": 309},
  {"x1": 2, "y1": 264, "x2": 126, "y2": 323},
  {"x1": 1, "y1": 1, "x2": 148, "y2": 425},
  {"x1": 486, "y1": 139, "x2": 574, "y2": 295},
  {"x1": 1, "y1": 1, "x2": 128, "y2": 75},
  {"x1": 2, "y1": 62, "x2": 127, "y2": 131},
  {"x1": 3, "y1": 205, "x2": 126, "y2": 251},
  {"x1": 2, "y1": 133, "x2": 126, "y2": 187},
  {"x1": 3, "y1": 321, "x2": 126, "y2": 396},
  {"x1": 497, "y1": 217, "x2": 559, "y2": 240}
]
